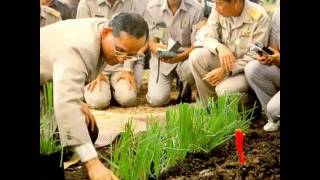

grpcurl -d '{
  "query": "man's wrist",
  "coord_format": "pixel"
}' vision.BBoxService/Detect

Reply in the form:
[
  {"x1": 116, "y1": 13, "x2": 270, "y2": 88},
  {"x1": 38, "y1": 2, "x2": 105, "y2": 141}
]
[{"x1": 84, "y1": 157, "x2": 100, "y2": 169}]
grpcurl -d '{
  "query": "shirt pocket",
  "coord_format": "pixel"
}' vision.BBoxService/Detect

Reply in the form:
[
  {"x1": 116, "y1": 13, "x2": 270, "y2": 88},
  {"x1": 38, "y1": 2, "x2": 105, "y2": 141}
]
[
  {"x1": 179, "y1": 18, "x2": 191, "y2": 46},
  {"x1": 236, "y1": 29, "x2": 253, "y2": 56},
  {"x1": 238, "y1": 26, "x2": 253, "y2": 48}
]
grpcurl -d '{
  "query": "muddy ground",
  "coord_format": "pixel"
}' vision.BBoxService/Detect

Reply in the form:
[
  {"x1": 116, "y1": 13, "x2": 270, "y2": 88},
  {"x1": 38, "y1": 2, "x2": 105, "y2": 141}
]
[
  {"x1": 65, "y1": 70, "x2": 280, "y2": 179},
  {"x1": 158, "y1": 119, "x2": 280, "y2": 180},
  {"x1": 65, "y1": 118, "x2": 280, "y2": 180}
]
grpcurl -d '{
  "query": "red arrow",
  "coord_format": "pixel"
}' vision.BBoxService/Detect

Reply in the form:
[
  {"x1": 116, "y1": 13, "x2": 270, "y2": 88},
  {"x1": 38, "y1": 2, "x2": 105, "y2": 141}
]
[{"x1": 235, "y1": 129, "x2": 246, "y2": 164}]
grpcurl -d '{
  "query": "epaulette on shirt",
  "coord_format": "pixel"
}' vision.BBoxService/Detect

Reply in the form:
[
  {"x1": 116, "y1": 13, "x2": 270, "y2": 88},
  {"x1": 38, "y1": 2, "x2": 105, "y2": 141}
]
[
  {"x1": 45, "y1": 6, "x2": 61, "y2": 18},
  {"x1": 248, "y1": 7, "x2": 262, "y2": 20}
]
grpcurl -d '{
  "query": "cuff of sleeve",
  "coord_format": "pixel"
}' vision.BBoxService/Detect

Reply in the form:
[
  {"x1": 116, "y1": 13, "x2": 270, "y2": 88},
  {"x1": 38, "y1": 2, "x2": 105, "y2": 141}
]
[{"x1": 74, "y1": 143, "x2": 98, "y2": 163}]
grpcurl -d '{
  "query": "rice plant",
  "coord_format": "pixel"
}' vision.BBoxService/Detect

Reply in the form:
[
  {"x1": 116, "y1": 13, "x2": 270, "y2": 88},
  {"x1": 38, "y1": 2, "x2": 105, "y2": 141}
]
[
  {"x1": 110, "y1": 93, "x2": 253, "y2": 180},
  {"x1": 110, "y1": 119, "x2": 165, "y2": 180},
  {"x1": 40, "y1": 82, "x2": 62, "y2": 155}
]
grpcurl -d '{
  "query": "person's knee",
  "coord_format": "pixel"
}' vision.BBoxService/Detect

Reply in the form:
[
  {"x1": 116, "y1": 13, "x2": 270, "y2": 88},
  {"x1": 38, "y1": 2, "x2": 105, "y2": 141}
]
[
  {"x1": 216, "y1": 75, "x2": 249, "y2": 96},
  {"x1": 266, "y1": 98, "x2": 280, "y2": 121},
  {"x1": 189, "y1": 48, "x2": 206, "y2": 67},
  {"x1": 84, "y1": 82, "x2": 111, "y2": 109},
  {"x1": 113, "y1": 80, "x2": 137, "y2": 107},
  {"x1": 146, "y1": 91, "x2": 170, "y2": 107},
  {"x1": 179, "y1": 63, "x2": 195, "y2": 85},
  {"x1": 115, "y1": 92, "x2": 137, "y2": 107},
  {"x1": 244, "y1": 60, "x2": 263, "y2": 80}
]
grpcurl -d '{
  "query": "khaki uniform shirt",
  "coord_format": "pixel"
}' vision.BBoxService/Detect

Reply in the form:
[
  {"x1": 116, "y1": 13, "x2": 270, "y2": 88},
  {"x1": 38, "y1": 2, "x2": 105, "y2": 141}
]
[
  {"x1": 145, "y1": 0, "x2": 203, "y2": 75},
  {"x1": 198, "y1": 0, "x2": 270, "y2": 75},
  {"x1": 269, "y1": 8, "x2": 280, "y2": 50},
  {"x1": 77, "y1": 0, "x2": 148, "y2": 19},
  {"x1": 40, "y1": 5, "x2": 62, "y2": 27},
  {"x1": 48, "y1": 0, "x2": 73, "y2": 20},
  {"x1": 40, "y1": 18, "x2": 108, "y2": 146}
]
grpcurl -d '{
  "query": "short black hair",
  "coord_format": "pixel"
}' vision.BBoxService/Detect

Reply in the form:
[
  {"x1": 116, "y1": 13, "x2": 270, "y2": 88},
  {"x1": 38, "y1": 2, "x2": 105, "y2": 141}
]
[{"x1": 109, "y1": 12, "x2": 149, "y2": 41}]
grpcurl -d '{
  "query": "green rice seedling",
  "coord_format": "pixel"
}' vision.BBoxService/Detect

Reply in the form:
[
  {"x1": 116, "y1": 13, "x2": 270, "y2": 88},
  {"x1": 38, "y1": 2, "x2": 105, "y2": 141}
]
[
  {"x1": 110, "y1": 93, "x2": 253, "y2": 180},
  {"x1": 40, "y1": 82, "x2": 63, "y2": 165},
  {"x1": 132, "y1": 121, "x2": 163, "y2": 179},
  {"x1": 199, "y1": 93, "x2": 252, "y2": 152},
  {"x1": 162, "y1": 107, "x2": 190, "y2": 170},
  {"x1": 110, "y1": 120, "x2": 135, "y2": 179},
  {"x1": 40, "y1": 113, "x2": 61, "y2": 155},
  {"x1": 40, "y1": 82, "x2": 63, "y2": 167},
  {"x1": 111, "y1": 118, "x2": 165, "y2": 180}
]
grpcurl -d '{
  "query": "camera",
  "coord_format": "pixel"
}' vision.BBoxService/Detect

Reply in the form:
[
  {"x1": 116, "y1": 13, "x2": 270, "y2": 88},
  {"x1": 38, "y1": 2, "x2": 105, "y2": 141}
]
[
  {"x1": 249, "y1": 42, "x2": 274, "y2": 56},
  {"x1": 157, "y1": 50, "x2": 177, "y2": 59}
]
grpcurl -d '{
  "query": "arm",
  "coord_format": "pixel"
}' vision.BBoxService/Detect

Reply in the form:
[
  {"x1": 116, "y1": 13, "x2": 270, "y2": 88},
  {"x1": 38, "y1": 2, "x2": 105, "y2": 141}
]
[
  {"x1": 149, "y1": 38, "x2": 167, "y2": 54},
  {"x1": 231, "y1": 14, "x2": 270, "y2": 76},
  {"x1": 76, "y1": 0, "x2": 91, "y2": 18},
  {"x1": 53, "y1": 54, "x2": 118, "y2": 180},
  {"x1": 200, "y1": 9, "x2": 222, "y2": 55},
  {"x1": 53, "y1": 54, "x2": 91, "y2": 147},
  {"x1": 144, "y1": 8, "x2": 168, "y2": 54},
  {"x1": 191, "y1": 7, "x2": 205, "y2": 44},
  {"x1": 132, "y1": 58, "x2": 145, "y2": 90},
  {"x1": 123, "y1": 43, "x2": 149, "y2": 72},
  {"x1": 160, "y1": 46, "x2": 195, "y2": 64},
  {"x1": 269, "y1": 8, "x2": 280, "y2": 51},
  {"x1": 160, "y1": 8, "x2": 203, "y2": 64}
]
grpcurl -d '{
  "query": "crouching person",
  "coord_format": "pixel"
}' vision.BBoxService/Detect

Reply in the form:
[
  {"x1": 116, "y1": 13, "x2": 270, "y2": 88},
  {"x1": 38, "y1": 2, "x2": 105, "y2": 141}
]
[
  {"x1": 83, "y1": 54, "x2": 145, "y2": 109},
  {"x1": 40, "y1": 12, "x2": 149, "y2": 179},
  {"x1": 189, "y1": 0, "x2": 270, "y2": 108},
  {"x1": 144, "y1": 0, "x2": 204, "y2": 106},
  {"x1": 245, "y1": 8, "x2": 280, "y2": 131}
]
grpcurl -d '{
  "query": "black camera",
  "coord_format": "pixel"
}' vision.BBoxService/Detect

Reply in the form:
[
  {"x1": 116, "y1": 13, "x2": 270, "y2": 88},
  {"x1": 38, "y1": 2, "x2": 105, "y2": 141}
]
[
  {"x1": 250, "y1": 42, "x2": 274, "y2": 56},
  {"x1": 157, "y1": 50, "x2": 177, "y2": 59}
]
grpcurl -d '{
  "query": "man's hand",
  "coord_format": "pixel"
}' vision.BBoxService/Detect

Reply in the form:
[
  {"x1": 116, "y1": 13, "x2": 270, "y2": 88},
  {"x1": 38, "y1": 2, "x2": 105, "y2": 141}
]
[
  {"x1": 217, "y1": 44, "x2": 236, "y2": 73},
  {"x1": 257, "y1": 46, "x2": 280, "y2": 66},
  {"x1": 80, "y1": 102, "x2": 96, "y2": 132},
  {"x1": 159, "y1": 52, "x2": 183, "y2": 64},
  {"x1": 86, "y1": 74, "x2": 109, "y2": 92},
  {"x1": 203, "y1": 67, "x2": 225, "y2": 86},
  {"x1": 85, "y1": 158, "x2": 119, "y2": 180},
  {"x1": 117, "y1": 70, "x2": 137, "y2": 92},
  {"x1": 149, "y1": 40, "x2": 168, "y2": 54},
  {"x1": 160, "y1": 47, "x2": 195, "y2": 64}
]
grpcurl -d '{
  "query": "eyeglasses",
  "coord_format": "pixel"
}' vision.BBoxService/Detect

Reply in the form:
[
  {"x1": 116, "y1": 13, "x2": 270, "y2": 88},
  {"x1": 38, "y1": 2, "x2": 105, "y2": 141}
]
[
  {"x1": 111, "y1": 33, "x2": 136, "y2": 59},
  {"x1": 111, "y1": 34, "x2": 145, "y2": 62}
]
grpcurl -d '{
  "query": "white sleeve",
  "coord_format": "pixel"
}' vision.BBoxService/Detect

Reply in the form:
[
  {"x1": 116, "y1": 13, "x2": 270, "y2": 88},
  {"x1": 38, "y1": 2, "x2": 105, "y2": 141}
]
[{"x1": 74, "y1": 143, "x2": 98, "y2": 162}]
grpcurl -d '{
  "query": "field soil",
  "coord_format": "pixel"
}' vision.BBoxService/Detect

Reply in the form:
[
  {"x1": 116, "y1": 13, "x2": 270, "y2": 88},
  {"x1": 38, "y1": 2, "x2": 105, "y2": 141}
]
[{"x1": 65, "y1": 70, "x2": 280, "y2": 180}]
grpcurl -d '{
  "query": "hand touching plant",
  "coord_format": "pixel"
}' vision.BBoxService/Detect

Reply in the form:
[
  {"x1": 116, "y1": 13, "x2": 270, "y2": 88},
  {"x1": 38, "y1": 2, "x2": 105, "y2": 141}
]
[{"x1": 85, "y1": 157, "x2": 119, "y2": 180}]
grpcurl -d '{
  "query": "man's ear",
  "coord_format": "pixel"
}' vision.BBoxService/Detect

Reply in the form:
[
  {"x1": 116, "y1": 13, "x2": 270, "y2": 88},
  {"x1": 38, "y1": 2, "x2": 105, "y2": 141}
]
[{"x1": 101, "y1": 27, "x2": 112, "y2": 38}]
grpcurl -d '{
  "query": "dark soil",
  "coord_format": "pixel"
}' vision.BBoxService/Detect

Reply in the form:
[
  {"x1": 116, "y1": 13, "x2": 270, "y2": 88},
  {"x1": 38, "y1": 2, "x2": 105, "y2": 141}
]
[
  {"x1": 64, "y1": 70, "x2": 280, "y2": 180},
  {"x1": 158, "y1": 118, "x2": 280, "y2": 180},
  {"x1": 65, "y1": 117, "x2": 280, "y2": 180}
]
